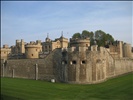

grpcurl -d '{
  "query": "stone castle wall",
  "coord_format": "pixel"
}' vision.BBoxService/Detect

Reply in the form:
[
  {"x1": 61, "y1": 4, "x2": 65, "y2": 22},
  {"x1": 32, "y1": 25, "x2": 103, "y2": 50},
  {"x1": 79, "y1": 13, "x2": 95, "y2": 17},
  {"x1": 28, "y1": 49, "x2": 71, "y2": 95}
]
[
  {"x1": 114, "y1": 58, "x2": 133, "y2": 76},
  {"x1": 1, "y1": 48, "x2": 133, "y2": 84},
  {"x1": 1, "y1": 49, "x2": 62, "y2": 81},
  {"x1": 61, "y1": 46, "x2": 133, "y2": 84}
]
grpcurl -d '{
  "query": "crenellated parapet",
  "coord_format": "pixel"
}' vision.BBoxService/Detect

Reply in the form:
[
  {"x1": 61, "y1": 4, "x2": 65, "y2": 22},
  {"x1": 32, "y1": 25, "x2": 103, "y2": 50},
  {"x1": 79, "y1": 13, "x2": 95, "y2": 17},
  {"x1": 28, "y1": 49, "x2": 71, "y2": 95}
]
[
  {"x1": 106, "y1": 40, "x2": 132, "y2": 58},
  {"x1": 62, "y1": 44, "x2": 105, "y2": 53},
  {"x1": 70, "y1": 37, "x2": 90, "y2": 47}
]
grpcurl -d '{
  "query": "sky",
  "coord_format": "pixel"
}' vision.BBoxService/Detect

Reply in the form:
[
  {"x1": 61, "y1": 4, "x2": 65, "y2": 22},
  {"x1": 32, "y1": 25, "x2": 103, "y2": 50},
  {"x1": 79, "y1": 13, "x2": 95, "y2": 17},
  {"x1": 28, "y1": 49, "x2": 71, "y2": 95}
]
[{"x1": 1, "y1": 1, "x2": 133, "y2": 47}]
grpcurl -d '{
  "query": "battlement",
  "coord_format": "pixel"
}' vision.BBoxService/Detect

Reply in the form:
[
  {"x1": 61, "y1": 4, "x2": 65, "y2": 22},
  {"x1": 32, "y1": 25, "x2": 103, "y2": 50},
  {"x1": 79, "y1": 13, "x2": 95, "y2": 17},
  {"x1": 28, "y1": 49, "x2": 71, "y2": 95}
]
[
  {"x1": 26, "y1": 40, "x2": 42, "y2": 47},
  {"x1": 70, "y1": 37, "x2": 90, "y2": 47},
  {"x1": 0, "y1": 45, "x2": 11, "y2": 60},
  {"x1": 25, "y1": 44, "x2": 42, "y2": 48},
  {"x1": 70, "y1": 38, "x2": 90, "y2": 43},
  {"x1": 36, "y1": 40, "x2": 41, "y2": 44},
  {"x1": 2, "y1": 44, "x2": 9, "y2": 49},
  {"x1": 16, "y1": 39, "x2": 20, "y2": 43},
  {"x1": 108, "y1": 40, "x2": 123, "y2": 46},
  {"x1": 16, "y1": 39, "x2": 25, "y2": 44},
  {"x1": 1, "y1": 47, "x2": 11, "y2": 51},
  {"x1": 62, "y1": 45, "x2": 105, "y2": 54},
  {"x1": 70, "y1": 37, "x2": 90, "y2": 41}
]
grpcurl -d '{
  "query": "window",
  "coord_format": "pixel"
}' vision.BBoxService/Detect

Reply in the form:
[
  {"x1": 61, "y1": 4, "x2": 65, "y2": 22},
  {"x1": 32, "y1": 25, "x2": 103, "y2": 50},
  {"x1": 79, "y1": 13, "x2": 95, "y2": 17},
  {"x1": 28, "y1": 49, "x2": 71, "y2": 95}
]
[
  {"x1": 65, "y1": 61, "x2": 67, "y2": 64},
  {"x1": 72, "y1": 60, "x2": 76, "y2": 64},
  {"x1": 49, "y1": 45, "x2": 50, "y2": 48},
  {"x1": 81, "y1": 60, "x2": 86, "y2": 64}
]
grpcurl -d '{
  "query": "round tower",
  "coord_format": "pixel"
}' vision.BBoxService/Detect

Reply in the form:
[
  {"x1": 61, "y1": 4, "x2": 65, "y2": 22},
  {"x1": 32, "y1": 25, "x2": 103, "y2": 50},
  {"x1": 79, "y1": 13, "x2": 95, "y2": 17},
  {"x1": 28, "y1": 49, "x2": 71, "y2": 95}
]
[
  {"x1": 70, "y1": 38, "x2": 90, "y2": 47},
  {"x1": 123, "y1": 43, "x2": 132, "y2": 57},
  {"x1": 25, "y1": 43, "x2": 42, "y2": 59}
]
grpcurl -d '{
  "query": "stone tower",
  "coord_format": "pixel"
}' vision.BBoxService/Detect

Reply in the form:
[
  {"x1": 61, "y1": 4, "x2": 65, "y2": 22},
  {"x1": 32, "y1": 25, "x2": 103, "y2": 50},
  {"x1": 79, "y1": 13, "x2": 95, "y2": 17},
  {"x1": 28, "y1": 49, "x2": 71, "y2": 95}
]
[
  {"x1": 108, "y1": 41, "x2": 123, "y2": 58},
  {"x1": 20, "y1": 39, "x2": 25, "y2": 53},
  {"x1": 14, "y1": 39, "x2": 25, "y2": 54},
  {"x1": 25, "y1": 41, "x2": 42, "y2": 59},
  {"x1": 123, "y1": 43, "x2": 132, "y2": 57},
  {"x1": 117, "y1": 41, "x2": 123, "y2": 58},
  {"x1": 61, "y1": 38, "x2": 110, "y2": 84}
]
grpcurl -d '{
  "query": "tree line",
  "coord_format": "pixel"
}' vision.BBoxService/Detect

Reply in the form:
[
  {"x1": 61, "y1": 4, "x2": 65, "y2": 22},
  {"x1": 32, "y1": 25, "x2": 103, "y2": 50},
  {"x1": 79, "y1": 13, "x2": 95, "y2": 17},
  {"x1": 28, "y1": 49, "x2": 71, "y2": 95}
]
[{"x1": 72, "y1": 30, "x2": 114, "y2": 47}]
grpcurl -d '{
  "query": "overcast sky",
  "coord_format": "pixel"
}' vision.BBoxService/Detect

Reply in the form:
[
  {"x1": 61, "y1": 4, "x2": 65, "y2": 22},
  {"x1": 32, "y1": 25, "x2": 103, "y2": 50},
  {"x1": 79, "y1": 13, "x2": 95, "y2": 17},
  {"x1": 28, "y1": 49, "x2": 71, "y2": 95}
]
[{"x1": 1, "y1": 1, "x2": 133, "y2": 47}]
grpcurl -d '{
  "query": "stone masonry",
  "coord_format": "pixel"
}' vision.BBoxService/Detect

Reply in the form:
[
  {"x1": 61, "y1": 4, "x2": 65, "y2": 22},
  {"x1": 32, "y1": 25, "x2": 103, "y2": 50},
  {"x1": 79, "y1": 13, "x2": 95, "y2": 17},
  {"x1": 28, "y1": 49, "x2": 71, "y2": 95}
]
[{"x1": 1, "y1": 36, "x2": 133, "y2": 84}]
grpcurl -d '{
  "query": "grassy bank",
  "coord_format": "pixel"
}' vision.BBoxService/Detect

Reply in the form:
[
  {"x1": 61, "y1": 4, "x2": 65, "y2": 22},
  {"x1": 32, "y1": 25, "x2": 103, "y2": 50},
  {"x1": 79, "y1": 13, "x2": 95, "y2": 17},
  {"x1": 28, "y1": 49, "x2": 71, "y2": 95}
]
[{"x1": 1, "y1": 73, "x2": 133, "y2": 100}]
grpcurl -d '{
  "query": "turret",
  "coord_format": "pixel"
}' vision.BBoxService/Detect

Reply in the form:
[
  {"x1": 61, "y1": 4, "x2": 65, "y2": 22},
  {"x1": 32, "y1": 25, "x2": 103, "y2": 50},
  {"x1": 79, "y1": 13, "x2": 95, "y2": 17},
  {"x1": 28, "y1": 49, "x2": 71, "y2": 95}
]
[
  {"x1": 59, "y1": 31, "x2": 68, "y2": 48},
  {"x1": 123, "y1": 43, "x2": 132, "y2": 57},
  {"x1": 45, "y1": 33, "x2": 51, "y2": 42},
  {"x1": 25, "y1": 41, "x2": 42, "y2": 59}
]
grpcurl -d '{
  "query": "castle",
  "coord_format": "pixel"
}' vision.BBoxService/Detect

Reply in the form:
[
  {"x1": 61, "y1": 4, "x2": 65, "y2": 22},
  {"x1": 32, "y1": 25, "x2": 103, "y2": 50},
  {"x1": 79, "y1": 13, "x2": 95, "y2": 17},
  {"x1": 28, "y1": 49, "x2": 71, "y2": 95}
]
[{"x1": 1, "y1": 34, "x2": 133, "y2": 84}]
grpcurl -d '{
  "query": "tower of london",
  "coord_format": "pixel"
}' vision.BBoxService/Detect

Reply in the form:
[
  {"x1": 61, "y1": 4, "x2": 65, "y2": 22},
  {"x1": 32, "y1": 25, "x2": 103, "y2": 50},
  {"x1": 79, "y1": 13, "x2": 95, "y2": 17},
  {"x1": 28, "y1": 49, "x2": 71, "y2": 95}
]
[{"x1": 1, "y1": 34, "x2": 133, "y2": 84}]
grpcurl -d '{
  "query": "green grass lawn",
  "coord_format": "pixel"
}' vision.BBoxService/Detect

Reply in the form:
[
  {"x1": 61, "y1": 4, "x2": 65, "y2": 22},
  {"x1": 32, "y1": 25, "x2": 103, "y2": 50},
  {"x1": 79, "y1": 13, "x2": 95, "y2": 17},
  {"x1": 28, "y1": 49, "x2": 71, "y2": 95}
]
[{"x1": 1, "y1": 73, "x2": 133, "y2": 100}]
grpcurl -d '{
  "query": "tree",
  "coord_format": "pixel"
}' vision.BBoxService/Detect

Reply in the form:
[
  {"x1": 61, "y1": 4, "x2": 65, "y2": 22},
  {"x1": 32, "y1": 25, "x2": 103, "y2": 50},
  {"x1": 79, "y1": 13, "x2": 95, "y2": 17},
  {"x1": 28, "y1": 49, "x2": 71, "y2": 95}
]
[
  {"x1": 82, "y1": 30, "x2": 94, "y2": 45},
  {"x1": 72, "y1": 33, "x2": 81, "y2": 39},
  {"x1": 82, "y1": 30, "x2": 94, "y2": 38},
  {"x1": 105, "y1": 34, "x2": 114, "y2": 42},
  {"x1": 95, "y1": 30, "x2": 106, "y2": 40},
  {"x1": 72, "y1": 30, "x2": 114, "y2": 47},
  {"x1": 94, "y1": 30, "x2": 114, "y2": 46}
]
